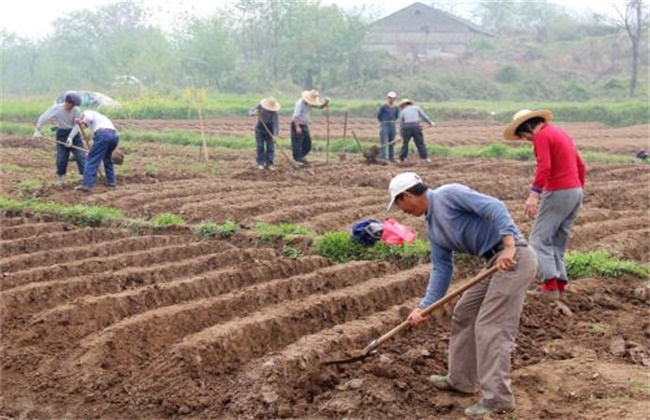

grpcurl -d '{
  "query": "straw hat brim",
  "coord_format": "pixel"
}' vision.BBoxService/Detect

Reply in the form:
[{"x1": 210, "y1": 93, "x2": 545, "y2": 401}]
[
  {"x1": 503, "y1": 109, "x2": 553, "y2": 140},
  {"x1": 260, "y1": 98, "x2": 281, "y2": 112},
  {"x1": 301, "y1": 90, "x2": 325, "y2": 107},
  {"x1": 399, "y1": 99, "x2": 413, "y2": 107}
]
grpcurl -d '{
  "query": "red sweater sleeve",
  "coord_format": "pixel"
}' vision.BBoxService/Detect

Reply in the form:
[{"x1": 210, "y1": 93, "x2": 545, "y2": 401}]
[
  {"x1": 532, "y1": 135, "x2": 551, "y2": 193},
  {"x1": 577, "y1": 153, "x2": 586, "y2": 187}
]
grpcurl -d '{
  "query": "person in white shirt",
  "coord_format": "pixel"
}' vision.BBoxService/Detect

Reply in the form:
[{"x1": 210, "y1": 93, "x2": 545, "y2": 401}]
[{"x1": 68, "y1": 110, "x2": 119, "y2": 192}]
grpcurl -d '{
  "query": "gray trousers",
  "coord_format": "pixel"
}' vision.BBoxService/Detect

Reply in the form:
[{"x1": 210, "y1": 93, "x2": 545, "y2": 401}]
[
  {"x1": 530, "y1": 188, "x2": 583, "y2": 281},
  {"x1": 448, "y1": 246, "x2": 537, "y2": 409}
]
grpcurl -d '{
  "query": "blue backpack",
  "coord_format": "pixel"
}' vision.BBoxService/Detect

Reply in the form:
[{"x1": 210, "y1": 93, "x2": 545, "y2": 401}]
[{"x1": 351, "y1": 219, "x2": 383, "y2": 245}]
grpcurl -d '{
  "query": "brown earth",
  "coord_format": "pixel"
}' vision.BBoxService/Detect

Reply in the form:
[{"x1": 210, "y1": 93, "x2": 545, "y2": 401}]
[{"x1": 1, "y1": 122, "x2": 649, "y2": 419}]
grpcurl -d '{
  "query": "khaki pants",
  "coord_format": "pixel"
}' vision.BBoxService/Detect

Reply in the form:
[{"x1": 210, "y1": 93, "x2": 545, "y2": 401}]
[{"x1": 448, "y1": 246, "x2": 537, "y2": 409}]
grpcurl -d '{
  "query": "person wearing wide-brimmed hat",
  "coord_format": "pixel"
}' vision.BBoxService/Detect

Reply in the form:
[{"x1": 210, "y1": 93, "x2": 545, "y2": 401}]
[
  {"x1": 387, "y1": 172, "x2": 537, "y2": 417},
  {"x1": 376, "y1": 91, "x2": 399, "y2": 161},
  {"x1": 397, "y1": 98, "x2": 434, "y2": 163},
  {"x1": 290, "y1": 89, "x2": 329, "y2": 165},
  {"x1": 504, "y1": 109, "x2": 586, "y2": 298},
  {"x1": 249, "y1": 97, "x2": 281, "y2": 170}
]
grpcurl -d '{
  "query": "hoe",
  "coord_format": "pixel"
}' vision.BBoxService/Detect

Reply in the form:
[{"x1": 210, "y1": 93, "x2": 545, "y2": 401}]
[{"x1": 324, "y1": 265, "x2": 499, "y2": 365}]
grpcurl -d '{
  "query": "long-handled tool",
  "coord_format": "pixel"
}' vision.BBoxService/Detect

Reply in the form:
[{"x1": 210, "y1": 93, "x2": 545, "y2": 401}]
[
  {"x1": 325, "y1": 104, "x2": 331, "y2": 164},
  {"x1": 323, "y1": 265, "x2": 499, "y2": 365},
  {"x1": 259, "y1": 118, "x2": 299, "y2": 169},
  {"x1": 40, "y1": 135, "x2": 88, "y2": 154}
]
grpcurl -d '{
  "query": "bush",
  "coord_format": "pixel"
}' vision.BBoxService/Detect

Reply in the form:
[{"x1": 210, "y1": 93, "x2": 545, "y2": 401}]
[
  {"x1": 496, "y1": 65, "x2": 520, "y2": 83},
  {"x1": 151, "y1": 213, "x2": 186, "y2": 228},
  {"x1": 565, "y1": 250, "x2": 649, "y2": 280},
  {"x1": 313, "y1": 231, "x2": 430, "y2": 266}
]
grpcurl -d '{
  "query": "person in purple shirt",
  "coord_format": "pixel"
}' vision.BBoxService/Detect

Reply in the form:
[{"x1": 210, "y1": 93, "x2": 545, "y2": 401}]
[{"x1": 386, "y1": 172, "x2": 537, "y2": 418}]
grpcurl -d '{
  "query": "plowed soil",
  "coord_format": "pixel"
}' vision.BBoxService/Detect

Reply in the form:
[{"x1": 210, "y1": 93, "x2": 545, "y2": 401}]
[{"x1": 1, "y1": 119, "x2": 649, "y2": 419}]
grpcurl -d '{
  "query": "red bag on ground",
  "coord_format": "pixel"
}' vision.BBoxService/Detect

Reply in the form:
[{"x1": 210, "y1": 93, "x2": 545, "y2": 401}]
[{"x1": 381, "y1": 219, "x2": 416, "y2": 245}]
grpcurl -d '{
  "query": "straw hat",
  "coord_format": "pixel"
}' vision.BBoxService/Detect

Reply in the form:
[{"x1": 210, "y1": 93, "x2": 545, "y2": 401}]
[
  {"x1": 301, "y1": 89, "x2": 326, "y2": 107},
  {"x1": 260, "y1": 97, "x2": 281, "y2": 112},
  {"x1": 503, "y1": 109, "x2": 552, "y2": 140},
  {"x1": 399, "y1": 98, "x2": 413, "y2": 107}
]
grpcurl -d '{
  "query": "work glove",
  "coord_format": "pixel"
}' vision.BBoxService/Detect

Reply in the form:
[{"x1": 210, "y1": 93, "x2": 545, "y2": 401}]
[
  {"x1": 33, "y1": 129, "x2": 43, "y2": 138},
  {"x1": 65, "y1": 138, "x2": 73, "y2": 148}
]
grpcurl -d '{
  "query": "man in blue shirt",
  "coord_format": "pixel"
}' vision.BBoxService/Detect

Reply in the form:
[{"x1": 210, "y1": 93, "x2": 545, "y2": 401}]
[
  {"x1": 249, "y1": 97, "x2": 281, "y2": 170},
  {"x1": 376, "y1": 91, "x2": 399, "y2": 161},
  {"x1": 387, "y1": 172, "x2": 537, "y2": 418}
]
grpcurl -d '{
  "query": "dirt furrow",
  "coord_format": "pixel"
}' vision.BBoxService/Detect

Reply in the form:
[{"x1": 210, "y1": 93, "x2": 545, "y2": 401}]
[
  {"x1": 0, "y1": 228, "x2": 130, "y2": 257},
  {"x1": 571, "y1": 216, "x2": 649, "y2": 249},
  {"x1": 253, "y1": 196, "x2": 383, "y2": 228},
  {"x1": 20, "y1": 254, "x2": 328, "y2": 350},
  {"x1": 0, "y1": 241, "x2": 227, "y2": 291},
  {"x1": 100, "y1": 180, "x2": 277, "y2": 210},
  {"x1": 0, "y1": 243, "x2": 236, "y2": 320},
  {"x1": 152, "y1": 266, "x2": 428, "y2": 378},
  {"x1": 303, "y1": 201, "x2": 389, "y2": 233},
  {"x1": 0, "y1": 217, "x2": 27, "y2": 227},
  {"x1": 0, "y1": 235, "x2": 187, "y2": 273},
  {"x1": 0, "y1": 222, "x2": 73, "y2": 241}
]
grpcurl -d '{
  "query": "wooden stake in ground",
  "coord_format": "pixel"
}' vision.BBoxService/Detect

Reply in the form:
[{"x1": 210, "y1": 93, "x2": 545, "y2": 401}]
[
  {"x1": 325, "y1": 105, "x2": 331, "y2": 164},
  {"x1": 343, "y1": 111, "x2": 348, "y2": 142},
  {"x1": 197, "y1": 107, "x2": 209, "y2": 162}
]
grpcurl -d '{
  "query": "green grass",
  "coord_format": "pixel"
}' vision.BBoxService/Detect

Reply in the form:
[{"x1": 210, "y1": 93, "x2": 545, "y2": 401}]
[
  {"x1": 193, "y1": 220, "x2": 239, "y2": 239},
  {"x1": 566, "y1": 250, "x2": 649, "y2": 280},
  {"x1": 0, "y1": 196, "x2": 123, "y2": 227},
  {"x1": 313, "y1": 231, "x2": 430, "y2": 265},
  {"x1": 0, "y1": 163, "x2": 25, "y2": 172},
  {"x1": 254, "y1": 222, "x2": 312, "y2": 242},
  {"x1": 1, "y1": 95, "x2": 647, "y2": 126},
  {"x1": 150, "y1": 213, "x2": 186, "y2": 228},
  {"x1": 2, "y1": 120, "x2": 641, "y2": 165}
]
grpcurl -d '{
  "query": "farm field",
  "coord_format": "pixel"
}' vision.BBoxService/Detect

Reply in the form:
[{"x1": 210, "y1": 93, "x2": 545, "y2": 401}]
[{"x1": 1, "y1": 118, "x2": 649, "y2": 419}]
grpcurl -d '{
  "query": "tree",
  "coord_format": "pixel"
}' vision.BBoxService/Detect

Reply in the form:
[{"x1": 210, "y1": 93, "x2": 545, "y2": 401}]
[{"x1": 612, "y1": 0, "x2": 649, "y2": 96}]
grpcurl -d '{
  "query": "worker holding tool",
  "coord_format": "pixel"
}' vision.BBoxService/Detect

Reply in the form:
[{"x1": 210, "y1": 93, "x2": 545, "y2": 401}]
[
  {"x1": 290, "y1": 89, "x2": 329, "y2": 165},
  {"x1": 504, "y1": 109, "x2": 585, "y2": 298},
  {"x1": 397, "y1": 99, "x2": 434, "y2": 163},
  {"x1": 387, "y1": 172, "x2": 537, "y2": 418},
  {"x1": 249, "y1": 97, "x2": 281, "y2": 170},
  {"x1": 376, "y1": 91, "x2": 399, "y2": 162},
  {"x1": 68, "y1": 110, "x2": 119, "y2": 192},
  {"x1": 33, "y1": 92, "x2": 86, "y2": 183}
]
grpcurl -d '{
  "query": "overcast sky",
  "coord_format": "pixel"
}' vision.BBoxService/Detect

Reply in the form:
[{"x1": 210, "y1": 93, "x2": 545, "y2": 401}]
[{"x1": 1, "y1": 0, "x2": 618, "y2": 40}]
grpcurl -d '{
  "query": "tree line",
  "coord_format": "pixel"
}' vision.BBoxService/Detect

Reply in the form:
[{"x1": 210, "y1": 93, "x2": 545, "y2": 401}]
[{"x1": 1, "y1": 0, "x2": 646, "y2": 99}]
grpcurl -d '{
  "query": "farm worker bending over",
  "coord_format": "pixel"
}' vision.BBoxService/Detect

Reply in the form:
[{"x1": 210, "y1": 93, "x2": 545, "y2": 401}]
[
  {"x1": 68, "y1": 110, "x2": 120, "y2": 192},
  {"x1": 249, "y1": 97, "x2": 280, "y2": 170},
  {"x1": 397, "y1": 99, "x2": 434, "y2": 163},
  {"x1": 33, "y1": 92, "x2": 86, "y2": 183},
  {"x1": 504, "y1": 109, "x2": 585, "y2": 298},
  {"x1": 376, "y1": 91, "x2": 399, "y2": 162},
  {"x1": 387, "y1": 172, "x2": 537, "y2": 418},
  {"x1": 290, "y1": 89, "x2": 329, "y2": 165}
]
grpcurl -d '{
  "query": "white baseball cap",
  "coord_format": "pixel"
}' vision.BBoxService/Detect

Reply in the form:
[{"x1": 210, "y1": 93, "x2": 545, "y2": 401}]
[
  {"x1": 387, "y1": 91, "x2": 397, "y2": 98},
  {"x1": 386, "y1": 172, "x2": 424, "y2": 212}
]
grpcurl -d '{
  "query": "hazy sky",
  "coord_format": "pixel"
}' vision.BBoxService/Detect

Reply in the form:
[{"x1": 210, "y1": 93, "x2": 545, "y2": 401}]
[{"x1": 1, "y1": 0, "x2": 618, "y2": 40}]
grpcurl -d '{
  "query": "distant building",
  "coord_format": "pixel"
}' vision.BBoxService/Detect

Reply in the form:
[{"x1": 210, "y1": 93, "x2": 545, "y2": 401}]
[{"x1": 365, "y1": 2, "x2": 494, "y2": 60}]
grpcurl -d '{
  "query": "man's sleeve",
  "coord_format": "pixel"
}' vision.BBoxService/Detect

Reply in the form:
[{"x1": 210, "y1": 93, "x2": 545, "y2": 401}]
[
  {"x1": 35, "y1": 105, "x2": 58, "y2": 129},
  {"x1": 248, "y1": 104, "x2": 260, "y2": 116},
  {"x1": 272, "y1": 112, "x2": 279, "y2": 136},
  {"x1": 418, "y1": 244, "x2": 454, "y2": 309},
  {"x1": 292, "y1": 100, "x2": 303, "y2": 123},
  {"x1": 418, "y1": 108, "x2": 434, "y2": 125}
]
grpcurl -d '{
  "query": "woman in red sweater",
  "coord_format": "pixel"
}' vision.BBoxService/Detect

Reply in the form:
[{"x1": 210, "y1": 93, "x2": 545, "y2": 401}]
[{"x1": 504, "y1": 110, "x2": 586, "y2": 297}]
